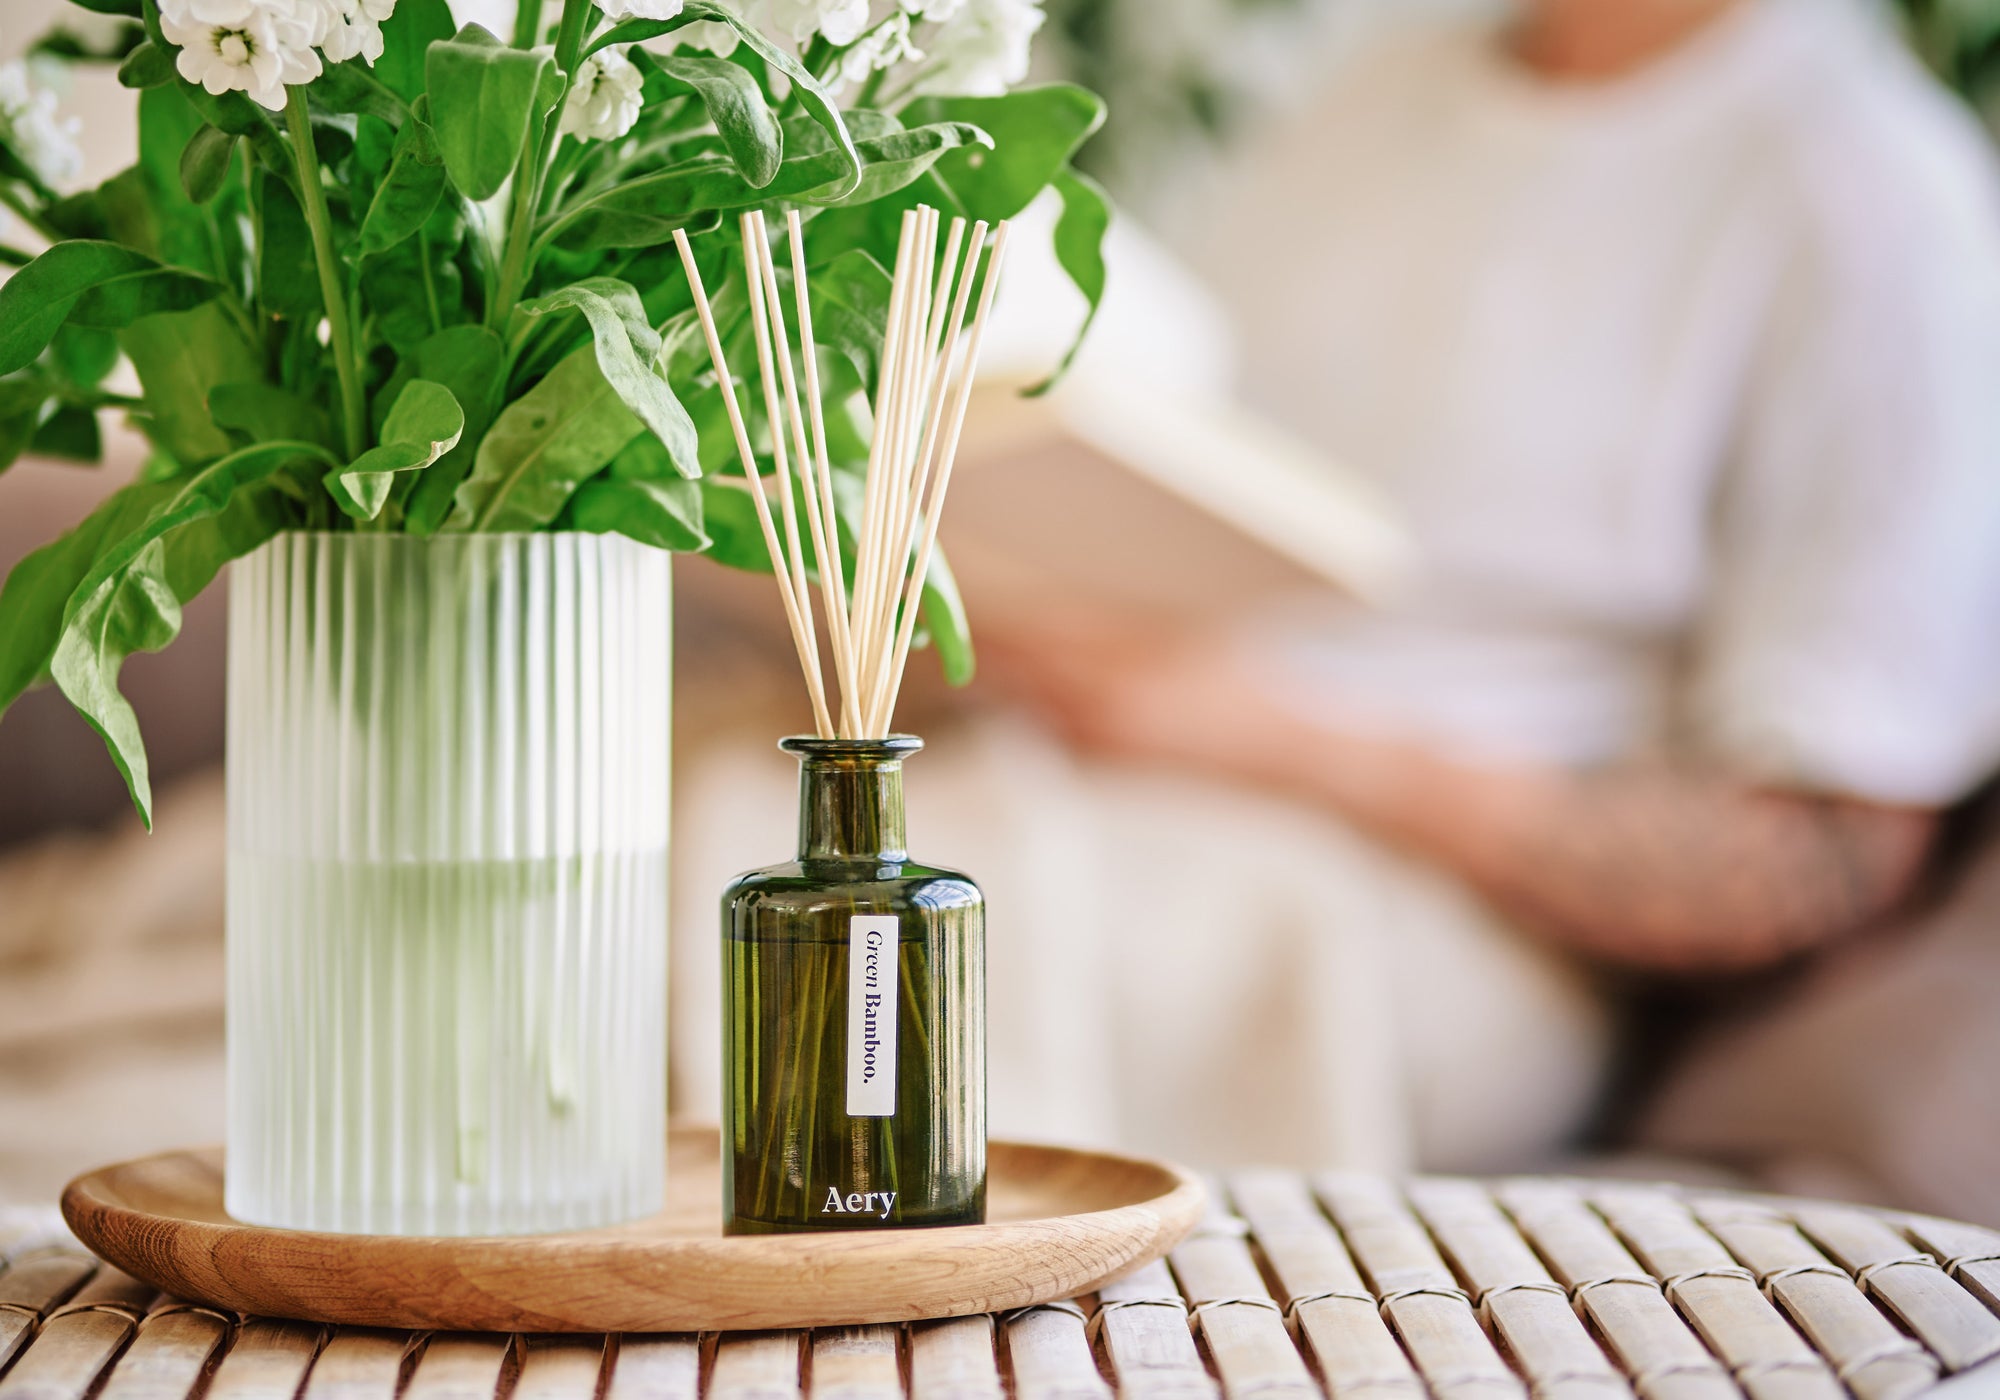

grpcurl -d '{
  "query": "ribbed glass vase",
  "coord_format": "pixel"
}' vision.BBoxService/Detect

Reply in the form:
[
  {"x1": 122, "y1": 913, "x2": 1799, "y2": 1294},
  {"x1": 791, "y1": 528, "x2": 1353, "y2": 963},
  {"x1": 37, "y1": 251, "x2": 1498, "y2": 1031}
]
[{"x1": 224, "y1": 531, "x2": 672, "y2": 1236}]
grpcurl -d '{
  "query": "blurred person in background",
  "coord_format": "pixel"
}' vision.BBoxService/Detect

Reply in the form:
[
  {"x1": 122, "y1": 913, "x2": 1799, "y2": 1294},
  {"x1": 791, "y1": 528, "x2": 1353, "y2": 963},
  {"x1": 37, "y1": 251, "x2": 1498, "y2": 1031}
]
[{"x1": 971, "y1": 0, "x2": 2000, "y2": 1171}]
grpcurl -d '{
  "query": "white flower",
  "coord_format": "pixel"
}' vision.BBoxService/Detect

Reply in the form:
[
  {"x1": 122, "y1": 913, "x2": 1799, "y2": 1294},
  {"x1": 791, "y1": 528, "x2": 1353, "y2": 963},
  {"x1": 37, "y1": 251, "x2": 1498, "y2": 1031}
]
[
  {"x1": 760, "y1": 0, "x2": 871, "y2": 47},
  {"x1": 157, "y1": 0, "x2": 326, "y2": 110},
  {"x1": 560, "y1": 46, "x2": 644, "y2": 141},
  {"x1": 906, "y1": 0, "x2": 1040, "y2": 97},
  {"x1": 319, "y1": 0, "x2": 397, "y2": 64},
  {"x1": 0, "y1": 60, "x2": 82, "y2": 188},
  {"x1": 899, "y1": 0, "x2": 963, "y2": 19},
  {"x1": 836, "y1": 13, "x2": 920, "y2": 89}
]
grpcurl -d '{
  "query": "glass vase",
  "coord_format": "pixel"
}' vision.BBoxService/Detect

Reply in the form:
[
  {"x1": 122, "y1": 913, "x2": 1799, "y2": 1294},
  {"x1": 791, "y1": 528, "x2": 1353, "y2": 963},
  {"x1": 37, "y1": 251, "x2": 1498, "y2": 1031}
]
[
  {"x1": 721, "y1": 736, "x2": 985, "y2": 1234},
  {"x1": 224, "y1": 531, "x2": 672, "y2": 1236}
]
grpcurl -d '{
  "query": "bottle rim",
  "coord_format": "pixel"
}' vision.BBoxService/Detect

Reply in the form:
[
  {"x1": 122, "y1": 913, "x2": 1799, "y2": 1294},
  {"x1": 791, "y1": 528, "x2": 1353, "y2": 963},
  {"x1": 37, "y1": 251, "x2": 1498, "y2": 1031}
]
[{"x1": 779, "y1": 734, "x2": 924, "y2": 761}]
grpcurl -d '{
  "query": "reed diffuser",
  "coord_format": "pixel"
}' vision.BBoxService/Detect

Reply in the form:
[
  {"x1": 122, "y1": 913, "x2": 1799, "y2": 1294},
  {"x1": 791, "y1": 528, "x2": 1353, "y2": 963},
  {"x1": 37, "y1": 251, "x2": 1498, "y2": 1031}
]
[{"x1": 676, "y1": 205, "x2": 1007, "y2": 1234}]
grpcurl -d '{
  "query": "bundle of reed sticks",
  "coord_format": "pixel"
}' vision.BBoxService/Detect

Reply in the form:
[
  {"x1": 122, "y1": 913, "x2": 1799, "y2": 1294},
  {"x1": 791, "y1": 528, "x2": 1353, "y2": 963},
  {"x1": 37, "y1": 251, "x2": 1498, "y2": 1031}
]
[{"x1": 673, "y1": 206, "x2": 1010, "y2": 740}]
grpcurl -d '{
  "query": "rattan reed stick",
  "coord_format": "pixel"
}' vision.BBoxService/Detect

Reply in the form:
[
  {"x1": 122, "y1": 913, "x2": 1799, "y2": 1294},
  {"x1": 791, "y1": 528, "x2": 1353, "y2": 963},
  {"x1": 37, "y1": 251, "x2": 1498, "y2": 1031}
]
[
  {"x1": 873, "y1": 222, "x2": 1012, "y2": 737},
  {"x1": 778, "y1": 211, "x2": 862, "y2": 738},
  {"x1": 673, "y1": 227, "x2": 834, "y2": 738},
  {"x1": 740, "y1": 213, "x2": 830, "y2": 733}
]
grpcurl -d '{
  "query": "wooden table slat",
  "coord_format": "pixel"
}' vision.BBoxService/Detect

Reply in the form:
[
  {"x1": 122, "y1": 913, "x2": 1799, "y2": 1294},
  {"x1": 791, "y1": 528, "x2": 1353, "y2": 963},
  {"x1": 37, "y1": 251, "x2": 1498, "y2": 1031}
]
[
  {"x1": 1495, "y1": 1182, "x2": 1735, "y2": 1400},
  {"x1": 1223, "y1": 1173, "x2": 1421, "y2": 1400},
  {"x1": 404, "y1": 1334, "x2": 514, "y2": 1400},
  {"x1": 810, "y1": 1327, "x2": 902, "y2": 1400},
  {"x1": 908, "y1": 1316, "x2": 1002, "y2": 1400},
  {"x1": 711, "y1": 1332, "x2": 805, "y2": 1400},
  {"x1": 1589, "y1": 1186, "x2": 1839, "y2": 1400},
  {"x1": 604, "y1": 1336, "x2": 702, "y2": 1400},
  {"x1": 0, "y1": 1304, "x2": 135, "y2": 1400},
  {"x1": 0, "y1": 1258, "x2": 96, "y2": 1317},
  {"x1": 301, "y1": 1330, "x2": 418, "y2": 1400},
  {"x1": 13, "y1": 1173, "x2": 2000, "y2": 1400},
  {"x1": 94, "y1": 1306, "x2": 231, "y2": 1400},
  {"x1": 1091, "y1": 1261, "x2": 1214, "y2": 1400},
  {"x1": 1002, "y1": 1305, "x2": 1108, "y2": 1400},
  {"x1": 1690, "y1": 1197, "x2": 1938, "y2": 1400},
  {"x1": 1406, "y1": 1179, "x2": 1630, "y2": 1400},
  {"x1": 1790, "y1": 1205, "x2": 2000, "y2": 1375},
  {"x1": 1900, "y1": 1217, "x2": 2000, "y2": 1318},
  {"x1": 1317, "y1": 1175, "x2": 1524, "y2": 1400},
  {"x1": 516, "y1": 1335, "x2": 607, "y2": 1400},
  {"x1": 1170, "y1": 1186, "x2": 1316, "y2": 1400}
]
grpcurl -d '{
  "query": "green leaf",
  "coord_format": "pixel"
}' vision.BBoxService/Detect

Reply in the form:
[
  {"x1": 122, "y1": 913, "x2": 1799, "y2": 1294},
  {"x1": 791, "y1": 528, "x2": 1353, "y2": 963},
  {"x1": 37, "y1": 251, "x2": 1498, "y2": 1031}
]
[
  {"x1": 550, "y1": 124, "x2": 983, "y2": 253},
  {"x1": 121, "y1": 302, "x2": 262, "y2": 466},
  {"x1": 918, "y1": 545, "x2": 974, "y2": 685},
  {"x1": 401, "y1": 324, "x2": 506, "y2": 534},
  {"x1": 51, "y1": 325, "x2": 121, "y2": 391},
  {"x1": 375, "y1": 0, "x2": 456, "y2": 102},
  {"x1": 698, "y1": 478, "x2": 777, "y2": 574},
  {"x1": 805, "y1": 248, "x2": 893, "y2": 394},
  {"x1": 650, "y1": 53, "x2": 782, "y2": 188},
  {"x1": 52, "y1": 442, "x2": 321, "y2": 825},
  {"x1": 209, "y1": 382, "x2": 332, "y2": 449},
  {"x1": 449, "y1": 345, "x2": 647, "y2": 531},
  {"x1": 516, "y1": 278, "x2": 701, "y2": 478},
  {"x1": 0, "y1": 241, "x2": 220, "y2": 377},
  {"x1": 359, "y1": 116, "x2": 446, "y2": 255},
  {"x1": 73, "y1": 0, "x2": 143, "y2": 15},
  {"x1": 117, "y1": 40, "x2": 173, "y2": 88},
  {"x1": 0, "y1": 378, "x2": 58, "y2": 476},
  {"x1": 313, "y1": 60, "x2": 410, "y2": 127},
  {"x1": 902, "y1": 85, "x2": 1105, "y2": 221},
  {"x1": 358, "y1": 213, "x2": 465, "y2": 353},
  {"x1": 0, "y1": 479, "x2": 179, "y2": 713},
  {"x1": 561, "y1": 474, "x2": 708, "y2": 552},
  {"x1": 326, "y1": 378, "x2": 464, "y2": 520},
  {"x1": 824, "y1": 121, "x2": 991, "y2": 206},
  {"x1": 589, "y1": 1, "x2": 859, "y2": 199},
  {"x1": 1025, "y1": 166, "x2": 1111, "y2": 396},
  {"x1": 30, "y1": 406, "x2": 104, "y2": 463},
  {"x1": 178, "y1": 123, "x2": 236, "y2": 204},
  {"x1": 253, "y1": 169, "x2": 322, "y2": 319},
  {"x1": 134, "y1": 84, "x2": 225, "y2": 274},
  {"x1": 426, "y1": 25, "x2": 558, "y2": 201}
]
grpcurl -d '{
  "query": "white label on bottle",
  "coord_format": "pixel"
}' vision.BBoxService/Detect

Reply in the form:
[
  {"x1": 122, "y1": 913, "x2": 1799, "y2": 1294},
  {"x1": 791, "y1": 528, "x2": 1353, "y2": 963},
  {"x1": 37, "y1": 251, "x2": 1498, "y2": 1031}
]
[{"x1": 847, "y1": 915, "x2": 899, "y2": 1117}]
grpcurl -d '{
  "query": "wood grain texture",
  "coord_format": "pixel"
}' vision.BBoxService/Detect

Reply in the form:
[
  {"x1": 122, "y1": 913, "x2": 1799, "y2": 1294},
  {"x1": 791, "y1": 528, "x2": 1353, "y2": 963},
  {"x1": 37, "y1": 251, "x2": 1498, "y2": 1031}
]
[
  {"x1": 906, "y1": 1316, "x2": 1001, "y2": 1400},
  {"x1": 604, "y1": 1337, "x2": 700, "y2": 1400},
  {"x1": 60, "y1": 1127, "x2": 1203, "y2": 1334},
  {"x1": 1091, "y1": 1261, "x2": 1214, "y2": 1400}
]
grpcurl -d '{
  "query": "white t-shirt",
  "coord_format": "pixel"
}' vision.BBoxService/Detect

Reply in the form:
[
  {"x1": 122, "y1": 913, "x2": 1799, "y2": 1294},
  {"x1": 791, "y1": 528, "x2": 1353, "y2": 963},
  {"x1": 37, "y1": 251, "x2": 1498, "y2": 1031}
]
[{"x1": 1199, "y1": 0, "x2": 2000, "y2": 804}]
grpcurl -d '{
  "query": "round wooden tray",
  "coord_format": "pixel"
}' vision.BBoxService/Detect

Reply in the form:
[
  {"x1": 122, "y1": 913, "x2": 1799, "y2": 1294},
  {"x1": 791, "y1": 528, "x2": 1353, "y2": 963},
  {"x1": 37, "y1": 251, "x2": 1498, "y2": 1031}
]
[{"x1": 61, "y1": 1125, "x2": 1203, "y2": 1332}]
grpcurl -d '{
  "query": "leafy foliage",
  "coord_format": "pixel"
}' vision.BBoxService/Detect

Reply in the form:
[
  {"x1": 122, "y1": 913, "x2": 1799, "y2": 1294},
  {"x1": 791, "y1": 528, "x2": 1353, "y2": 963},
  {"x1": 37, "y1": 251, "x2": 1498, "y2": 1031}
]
[{"x1": 0, "y1": 0, "x2": 1108, "y2": 820}]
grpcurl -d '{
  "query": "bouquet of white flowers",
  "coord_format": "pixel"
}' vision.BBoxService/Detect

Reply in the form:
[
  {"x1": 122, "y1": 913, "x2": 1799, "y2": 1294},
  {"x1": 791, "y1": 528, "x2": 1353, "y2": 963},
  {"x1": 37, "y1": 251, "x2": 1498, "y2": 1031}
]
[{"x1": 0, "y1": 0, "x2": 1108, "y2": 827}]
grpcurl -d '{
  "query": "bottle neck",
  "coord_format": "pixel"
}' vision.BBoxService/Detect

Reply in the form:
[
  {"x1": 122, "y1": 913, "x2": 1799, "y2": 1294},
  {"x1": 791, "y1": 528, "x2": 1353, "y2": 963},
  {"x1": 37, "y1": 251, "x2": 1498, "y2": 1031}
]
[{"x1": 789, "y1": 739, "x2": 920, "y2": 862}]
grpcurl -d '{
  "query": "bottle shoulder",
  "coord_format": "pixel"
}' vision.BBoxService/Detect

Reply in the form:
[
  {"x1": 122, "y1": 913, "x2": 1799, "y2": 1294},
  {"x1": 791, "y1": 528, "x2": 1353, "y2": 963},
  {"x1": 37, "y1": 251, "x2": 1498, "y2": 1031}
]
[{"x1": 723, "y1": 859, "x2": 982, "y2": 910}]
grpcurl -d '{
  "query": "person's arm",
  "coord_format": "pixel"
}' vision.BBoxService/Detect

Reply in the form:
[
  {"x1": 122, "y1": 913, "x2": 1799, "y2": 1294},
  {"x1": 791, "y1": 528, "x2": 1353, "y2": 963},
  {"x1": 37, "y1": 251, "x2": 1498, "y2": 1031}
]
[
  {"x1": 987, "y1": 629, "x2": 1937, "y2": 974},
  {"x1": 1285, "y1": 730, "x2": 1936, "y2": 973}
]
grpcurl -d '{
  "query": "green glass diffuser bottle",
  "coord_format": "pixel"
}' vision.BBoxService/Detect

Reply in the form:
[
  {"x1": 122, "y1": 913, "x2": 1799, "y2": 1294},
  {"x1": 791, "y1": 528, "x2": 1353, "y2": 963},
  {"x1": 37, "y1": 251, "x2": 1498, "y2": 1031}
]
[{"x1": 722, "y1": 736, "x2": 986, "y2": 1234}]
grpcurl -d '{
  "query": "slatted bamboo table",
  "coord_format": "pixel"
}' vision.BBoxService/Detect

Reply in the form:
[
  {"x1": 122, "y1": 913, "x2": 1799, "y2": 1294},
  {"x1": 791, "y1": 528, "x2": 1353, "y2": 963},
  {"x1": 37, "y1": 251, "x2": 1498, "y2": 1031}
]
[{"x1": 5, "y1": 1172, "x2": 2000, "y2": 1400}]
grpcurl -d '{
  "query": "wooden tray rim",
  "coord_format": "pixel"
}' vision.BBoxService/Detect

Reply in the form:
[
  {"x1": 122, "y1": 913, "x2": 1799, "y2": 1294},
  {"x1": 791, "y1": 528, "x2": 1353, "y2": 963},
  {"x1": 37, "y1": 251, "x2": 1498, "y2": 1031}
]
[{"x1": 61, "y1": 1128, "x2": 1206, "y2": 1332}]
